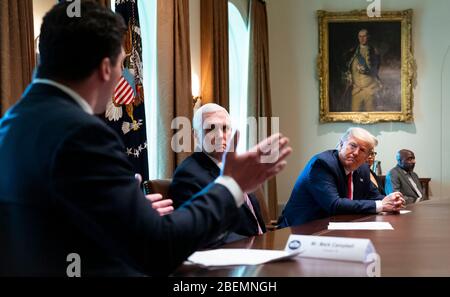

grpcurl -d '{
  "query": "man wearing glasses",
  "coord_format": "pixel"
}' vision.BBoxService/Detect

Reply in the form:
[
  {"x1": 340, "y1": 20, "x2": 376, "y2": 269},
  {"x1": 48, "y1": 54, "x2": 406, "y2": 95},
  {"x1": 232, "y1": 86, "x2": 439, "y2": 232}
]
[{"x1": 279, "y1": 127, "x2": 405, "y2": 227}]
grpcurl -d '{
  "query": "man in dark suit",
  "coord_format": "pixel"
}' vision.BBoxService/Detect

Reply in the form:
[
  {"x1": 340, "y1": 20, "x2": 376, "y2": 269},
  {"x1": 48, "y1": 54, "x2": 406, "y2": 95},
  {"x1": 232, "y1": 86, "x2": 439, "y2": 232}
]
[
  {"x1": 0, "y1": 2, "x2": 291, "y2": 276},
  {"x1": 279, "y1": 127, "x2": 404, "y2": 227},
  {"x1": 385, "y1": 149, "x2": 424, "y2": 204},
  {"x1": 169, "y1": 104, "x2": 266, "y2": 246}
]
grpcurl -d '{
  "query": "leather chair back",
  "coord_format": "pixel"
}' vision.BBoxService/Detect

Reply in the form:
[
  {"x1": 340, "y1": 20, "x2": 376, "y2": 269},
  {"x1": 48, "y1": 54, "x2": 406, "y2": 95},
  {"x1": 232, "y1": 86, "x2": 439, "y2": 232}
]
[{"x1": 145, "y1": 179, "x2": 172, "y2": 200}]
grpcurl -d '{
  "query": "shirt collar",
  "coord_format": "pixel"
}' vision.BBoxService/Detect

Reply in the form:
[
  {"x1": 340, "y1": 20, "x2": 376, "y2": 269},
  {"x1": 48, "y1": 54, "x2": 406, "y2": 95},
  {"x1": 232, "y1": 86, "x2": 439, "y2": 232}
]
[{"x1": 33, "y1": 78, "x2": 94, "y2": 115}]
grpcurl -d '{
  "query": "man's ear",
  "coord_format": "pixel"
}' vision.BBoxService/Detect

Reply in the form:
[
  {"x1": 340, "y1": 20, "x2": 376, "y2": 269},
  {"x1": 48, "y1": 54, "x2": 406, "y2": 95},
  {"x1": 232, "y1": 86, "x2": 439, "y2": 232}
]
[
  {"x1": 98, "y1": 57, "x2": 112, "y2": 82},
  {"x1": 193, "y1": 129, "x2": 202, "y2": 152}
]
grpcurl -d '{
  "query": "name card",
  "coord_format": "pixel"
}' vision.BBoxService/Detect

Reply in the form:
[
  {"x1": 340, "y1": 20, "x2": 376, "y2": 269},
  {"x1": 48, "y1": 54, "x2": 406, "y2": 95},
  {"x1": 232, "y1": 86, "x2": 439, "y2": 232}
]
[{"x1": 284, "y1": 235, "x2": 376, "y2": 263}]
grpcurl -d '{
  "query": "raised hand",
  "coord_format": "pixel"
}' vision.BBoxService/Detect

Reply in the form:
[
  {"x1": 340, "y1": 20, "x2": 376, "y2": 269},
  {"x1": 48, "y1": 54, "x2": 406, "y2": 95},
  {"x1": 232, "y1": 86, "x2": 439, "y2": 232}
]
[
  {"x1": 135, "y1": 173, "x2": 174, "y2": 216},
  {"x1": 145, "y1": 193, "x2": 174, "y2": 216},
  {"x1": 221, "y1": 131, "x2": 292, "y2": 193}
]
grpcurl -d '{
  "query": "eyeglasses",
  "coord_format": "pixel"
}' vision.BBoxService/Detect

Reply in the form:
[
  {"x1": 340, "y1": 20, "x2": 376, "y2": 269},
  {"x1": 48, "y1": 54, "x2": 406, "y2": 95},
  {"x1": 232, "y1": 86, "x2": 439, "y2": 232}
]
[{"x1": 369, "y1": 151, "x2": 377, "y2": 157}]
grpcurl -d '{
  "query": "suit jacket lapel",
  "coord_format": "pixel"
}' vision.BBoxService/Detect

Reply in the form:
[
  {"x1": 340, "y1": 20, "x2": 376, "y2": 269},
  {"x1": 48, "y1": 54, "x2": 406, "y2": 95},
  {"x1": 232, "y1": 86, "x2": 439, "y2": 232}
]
[
  {"x1": 248, "y1": 194, "x2": 266, "y2": 229},
  {"x1": 353, "y1": 170, "x2": 360, "y2": 197},
  {"x1": 333, "y1": 150, "x2": 348, "y2": 197},
  {"x1": 241, "y1": 195, "x2": 254, "y2": 216},
  {"x1": 401, "y1": 169, "x2": 422, "y2": 195},
  {"x1": 194, "y1": 152, "x2": 221, "y2": 179},
  {"x1": 195, "y1": 152, "x2": 261, "y2": 224},
  {"x1": 399, "y1": 168, "x2": 418, "y2": 194},
  {"x1": 411, "y1": 173, "x2": 422, "y2": 192}
]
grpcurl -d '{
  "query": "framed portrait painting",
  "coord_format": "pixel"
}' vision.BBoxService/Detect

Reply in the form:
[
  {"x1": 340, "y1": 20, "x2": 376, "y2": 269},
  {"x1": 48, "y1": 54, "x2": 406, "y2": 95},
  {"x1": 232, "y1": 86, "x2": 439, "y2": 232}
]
[{"x1": 318, "y1": 10, "x2": 415, "y2": 123}]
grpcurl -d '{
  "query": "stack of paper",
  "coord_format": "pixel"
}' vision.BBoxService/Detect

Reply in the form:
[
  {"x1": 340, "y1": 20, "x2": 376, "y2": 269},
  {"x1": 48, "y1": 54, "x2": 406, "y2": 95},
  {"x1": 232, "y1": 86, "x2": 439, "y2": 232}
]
[
  {"x1": 187, "y1": 249, "x2": 300, "y2": 267},
  {"x1": 328, "y1": 222, "x2": 394, "y2": 230}
]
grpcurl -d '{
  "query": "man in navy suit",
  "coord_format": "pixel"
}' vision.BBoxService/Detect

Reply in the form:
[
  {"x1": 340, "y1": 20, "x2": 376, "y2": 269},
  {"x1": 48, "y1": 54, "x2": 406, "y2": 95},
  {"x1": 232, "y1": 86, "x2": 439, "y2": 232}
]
[
  {"x1": 0, "y1": 2, "x2": 291, "y2": 276},
  {"x1": 279, "y1": 127, "x2": 404, "y2": 227},
  {"x1": 169, "y1": 104, "x2": 266, "y2": 246}
]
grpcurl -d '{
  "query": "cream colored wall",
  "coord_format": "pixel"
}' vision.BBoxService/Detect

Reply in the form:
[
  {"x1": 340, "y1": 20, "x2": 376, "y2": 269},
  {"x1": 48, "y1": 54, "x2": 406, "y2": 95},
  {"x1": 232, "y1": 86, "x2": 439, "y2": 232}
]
[
  {"x1": 442, "y1": 45, "x2": 450, "y2": 196},
  {"x1": 33, "y1": 0, "x2": 56, "y2": 39},
  {"x1": 266, "y1": 0, "x2": 450, "y2": 205}
]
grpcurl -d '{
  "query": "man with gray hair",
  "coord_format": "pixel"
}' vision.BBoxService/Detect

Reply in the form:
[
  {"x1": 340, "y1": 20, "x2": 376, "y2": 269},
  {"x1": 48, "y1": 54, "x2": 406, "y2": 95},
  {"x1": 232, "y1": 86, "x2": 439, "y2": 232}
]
[
  {"x1": 279, "y1": 127, "x2": 405, "y2": 227},
  {"x1": 169, "y1": 103, "x2": 266, "y2": 246},
  {"x1": 385, "y1": 149, "x2": 424, "y2": 204}
]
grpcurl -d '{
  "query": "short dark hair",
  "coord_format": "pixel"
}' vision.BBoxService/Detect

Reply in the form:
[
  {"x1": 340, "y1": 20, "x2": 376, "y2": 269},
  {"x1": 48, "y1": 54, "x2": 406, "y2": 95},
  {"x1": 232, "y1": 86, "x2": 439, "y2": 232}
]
[
  {"x1": 37, "y1": 1, "x2": 127, "y2": 81},
  {"x1": 396, "y1": 149, "x2": 414, "y2": 163}
]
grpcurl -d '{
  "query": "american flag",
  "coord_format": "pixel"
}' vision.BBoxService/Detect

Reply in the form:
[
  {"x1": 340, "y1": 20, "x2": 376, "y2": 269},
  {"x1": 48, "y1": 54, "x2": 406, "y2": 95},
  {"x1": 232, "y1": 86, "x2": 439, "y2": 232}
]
[{"x1": 114, "y1": 76, "x2": 134, "y2": 105}]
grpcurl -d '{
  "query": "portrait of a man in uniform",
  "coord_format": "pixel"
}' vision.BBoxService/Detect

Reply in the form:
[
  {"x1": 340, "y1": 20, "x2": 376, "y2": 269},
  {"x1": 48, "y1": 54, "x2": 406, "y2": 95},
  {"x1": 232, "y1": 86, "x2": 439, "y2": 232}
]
[{"x1": 328, "y1": 22, "x2": 402, "y2": 112}]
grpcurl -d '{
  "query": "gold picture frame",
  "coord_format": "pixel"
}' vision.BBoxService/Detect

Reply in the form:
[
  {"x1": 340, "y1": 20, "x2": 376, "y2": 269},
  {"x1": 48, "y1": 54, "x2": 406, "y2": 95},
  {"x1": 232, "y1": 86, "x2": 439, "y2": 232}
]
[{"x1": 318, "y1": 9, "x2": 415, "y2": 124}]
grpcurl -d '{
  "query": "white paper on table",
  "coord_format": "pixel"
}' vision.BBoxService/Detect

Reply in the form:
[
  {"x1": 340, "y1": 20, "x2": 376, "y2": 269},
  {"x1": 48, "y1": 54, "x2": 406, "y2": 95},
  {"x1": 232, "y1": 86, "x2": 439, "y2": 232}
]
[
  {"x1": 187, "y1": 249, "x2": 301, "y2": 267},
  {"x1": 399, "y1": 210, "x2": 411, "y2": 214},
  {"x1": 328, "y1": 222, "x2": 394, "y2": 230}
]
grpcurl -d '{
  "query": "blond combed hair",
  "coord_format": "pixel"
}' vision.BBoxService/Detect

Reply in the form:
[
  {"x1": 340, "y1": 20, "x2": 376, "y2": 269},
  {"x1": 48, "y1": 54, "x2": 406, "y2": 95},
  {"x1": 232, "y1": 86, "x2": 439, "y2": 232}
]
[{"x1": 338, "y1": 127, "x2": 378, "y2": 150}]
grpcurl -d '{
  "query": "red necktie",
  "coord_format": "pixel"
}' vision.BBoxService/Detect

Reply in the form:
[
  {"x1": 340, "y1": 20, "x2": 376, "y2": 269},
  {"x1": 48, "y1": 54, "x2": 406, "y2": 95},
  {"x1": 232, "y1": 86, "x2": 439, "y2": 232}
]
[
  {"x1": 347, "y1": 172, "x2": 353, "y2": 200},
  {"x1": 244, "y1": 193, "x2": 263, "y2": 235}
]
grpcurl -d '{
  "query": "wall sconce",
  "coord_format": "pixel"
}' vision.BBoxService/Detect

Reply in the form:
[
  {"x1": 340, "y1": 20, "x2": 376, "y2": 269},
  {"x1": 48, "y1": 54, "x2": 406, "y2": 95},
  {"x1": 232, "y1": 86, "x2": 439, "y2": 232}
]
[{"x1": 192, "y1": 73, "x2": 201, "y2": 110}]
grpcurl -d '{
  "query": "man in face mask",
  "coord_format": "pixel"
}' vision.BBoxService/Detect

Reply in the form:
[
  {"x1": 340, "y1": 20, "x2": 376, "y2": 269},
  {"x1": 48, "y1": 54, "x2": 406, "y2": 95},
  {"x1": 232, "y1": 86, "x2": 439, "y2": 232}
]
[{"x1": 385, "y1": 149, "x2": 424, "y2": 204}]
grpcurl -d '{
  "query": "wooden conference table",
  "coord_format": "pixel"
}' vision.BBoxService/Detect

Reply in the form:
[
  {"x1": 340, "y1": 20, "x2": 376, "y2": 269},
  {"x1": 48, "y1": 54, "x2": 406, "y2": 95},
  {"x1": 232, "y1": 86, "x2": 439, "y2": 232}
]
[{"x1": 173, "y1": 198, "x2": 450, "y2": 277}]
